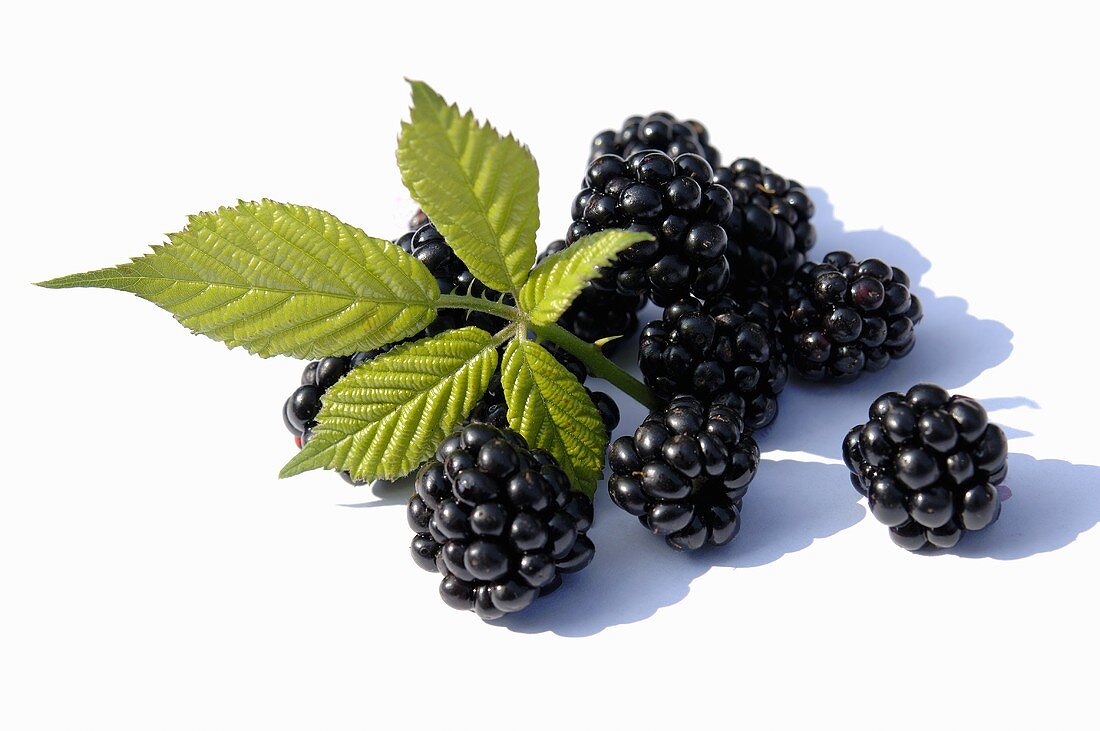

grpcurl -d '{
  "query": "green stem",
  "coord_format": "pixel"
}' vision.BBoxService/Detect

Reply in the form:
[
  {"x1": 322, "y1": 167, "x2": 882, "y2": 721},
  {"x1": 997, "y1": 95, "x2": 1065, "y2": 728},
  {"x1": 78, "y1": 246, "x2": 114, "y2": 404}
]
[
  {"x1": 437, "y1": 293, "x2": 522, "y2": 321},
  {"x1": 532, "y1": 322, "x2": 659, "y2": 410},
  {"x1": 436, "y1": 293, "x2": 658, "y2": 409}
]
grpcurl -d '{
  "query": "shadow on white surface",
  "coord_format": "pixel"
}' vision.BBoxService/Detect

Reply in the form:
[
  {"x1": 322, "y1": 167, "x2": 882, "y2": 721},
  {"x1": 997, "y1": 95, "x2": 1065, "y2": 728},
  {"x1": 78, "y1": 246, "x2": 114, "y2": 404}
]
[
  {"x1": 941, "y1": 454, "x2": 1100, "y2": 560},
  {"x1": 498, "y1": 460, "x2": 861, "y2": 636},
  {"x1": 760, "y1": 189, "x2": 1016, "y2": 460}
]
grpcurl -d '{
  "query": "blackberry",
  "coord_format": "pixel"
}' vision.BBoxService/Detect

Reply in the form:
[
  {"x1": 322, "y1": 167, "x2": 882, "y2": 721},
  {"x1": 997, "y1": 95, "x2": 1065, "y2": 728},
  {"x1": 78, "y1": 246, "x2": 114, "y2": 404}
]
[
  {"x1": 565, "y1": 150, "x2": 735, "y2": 307},
  {"x1": 607, "y1": 396, "x2": 758, "y2": 550},
  {"x1": 408, "y1": 422, "x2": 595, "y2": 619},
  {"x1": 590, "y1": 112, "x2": 720, "y2": 168},
  {"x1": 639, "y1": 295, "x2": 788, "y2": 430},
  {"x1": 714, "y1": 158, "x2": 817, "y2": 300},
  {"x1": 781, "y1": 251, "x2": 922, "y2": 382},
  {"x1": 843, "y1": 384, "x2": 1008, "y2": 550}
]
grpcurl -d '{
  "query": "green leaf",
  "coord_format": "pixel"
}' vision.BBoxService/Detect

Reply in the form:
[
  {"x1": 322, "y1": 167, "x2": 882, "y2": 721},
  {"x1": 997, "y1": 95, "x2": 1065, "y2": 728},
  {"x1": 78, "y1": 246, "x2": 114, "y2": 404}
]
[
  {"x1": 397, "y1": 80, "x2": 538, "y2": 295},
  {"x1": 501, "y1": 337, "x2": 607, "y2": 496},
  {"x1": 280, "y1": 327, "x2": 498, "y2": 481},
  {"x1": 37, "y1": 200, "x2": 439, "y2": 359},
  {"x1": 518, "y1": 229, "x2": 654, "y2": 325}
]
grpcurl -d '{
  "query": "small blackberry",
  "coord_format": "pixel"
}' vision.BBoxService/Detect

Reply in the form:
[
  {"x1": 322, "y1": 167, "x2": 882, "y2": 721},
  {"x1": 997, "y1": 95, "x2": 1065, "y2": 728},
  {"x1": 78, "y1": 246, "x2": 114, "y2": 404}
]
[
  {"x1": 639, "y1": 295, "x2": 788, "y2": 430},
  {"x1": 590, "y1": 112, "x2": 720, "y2": 168},
  {"x1": 781, "y1": 250, "x2": 922, "y2": 382},
  {"x1": 565, "y1": 150, "x2": 735, "y2": 307},
  {"x1": 714, "y1": 158, "x2": 816, "y2": 300},
  {"x1": 843, "y1": 384, "x2": 1008, "y2": 550},
  {"x1": 408, "y1": 422, "x2": 595, "y2": 619},
  {"x1": 607, "y1": 396, "x2": 758, "y2": 550}
]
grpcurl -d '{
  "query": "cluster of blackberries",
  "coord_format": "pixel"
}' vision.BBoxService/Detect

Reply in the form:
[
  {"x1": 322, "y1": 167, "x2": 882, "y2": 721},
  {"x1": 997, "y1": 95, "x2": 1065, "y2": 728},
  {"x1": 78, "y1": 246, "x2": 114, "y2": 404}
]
[
  {"x1": 608, "y1": 396, "x2": 758, "y2": 550},
  {"x1": 844, "y1": 385, "x2": 1008, "y2": 550},
  {"x1": 408, "y1": 422, "x2": 595, "y2": 619},
  {"x1": 639, "y1": 296, "x2": 787, "y2": 431},
  {"x1": 781, "y1": 251, "x2": 922, "y2": 381},
  {"x1": 591, "y1": 112, "x2": 720, "y2": 168}
]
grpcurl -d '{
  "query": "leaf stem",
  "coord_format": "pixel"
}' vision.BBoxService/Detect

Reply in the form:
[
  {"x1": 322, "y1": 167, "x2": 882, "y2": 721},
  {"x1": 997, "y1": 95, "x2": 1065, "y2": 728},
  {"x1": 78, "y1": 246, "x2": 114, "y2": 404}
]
[
  {"x1": 437, "y1": 293, "x2": 522, "y2": 321},
  {"x1": 531, "y1": 322, "x2": 659, "y2": 410}
]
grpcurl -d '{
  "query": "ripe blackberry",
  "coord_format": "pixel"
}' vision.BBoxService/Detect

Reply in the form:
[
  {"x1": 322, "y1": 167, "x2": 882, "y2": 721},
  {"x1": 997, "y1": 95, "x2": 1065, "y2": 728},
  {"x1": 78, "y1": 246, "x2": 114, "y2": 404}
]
[
  {"x1": 565, "y1": 150, "x2": 735, "y2": 307},
  {"x1": 408, "y1": 422, "x2": 595, "y2": 619},
  {"x1": 781, "y1": 251, "x2": 922, "y2": 382},
  {"x1": 607, "y1": 396, "x2": 758, "y2": 550},
  {"x1": 714, "y1": 158, "x2": 817, "y2": 300},
  {"x1": 639, "y1": 295, "x2": 787, "y2": 430},
  {"x1": 843, "y1": 384, "x2": 1008, "y2": 550},
  {"x1": 590, "y1": 112, "x2": 720, "y2": 167}
]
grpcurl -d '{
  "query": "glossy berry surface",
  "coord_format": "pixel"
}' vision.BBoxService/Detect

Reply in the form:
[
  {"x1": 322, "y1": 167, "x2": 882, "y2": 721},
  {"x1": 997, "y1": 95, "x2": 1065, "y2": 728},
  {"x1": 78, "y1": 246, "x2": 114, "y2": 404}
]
[
  {"x1": 781, "y1": 250, "x2": 922, "y2": 382},
  {"x1": 714, "y1": 158, "x2": 817, "y2": 301},
  {"x1": 608, "y1": 395, "x2": 758, "y2": 550},
  {"x1": 590, "y1": 112, "x2": 720, "y2": 168},
  {"x1": 639, "y1": 296, "x2": 788, "y2": 430},
  {"x1": 843, "y1": 384, "x2": 1008, "y2": 550},
  {"x1": 408, "y1": 422, "x2": 595, "y2": 619},
  {"x1": 564, "y1": 150, "x2": 735, "y2": 308}
]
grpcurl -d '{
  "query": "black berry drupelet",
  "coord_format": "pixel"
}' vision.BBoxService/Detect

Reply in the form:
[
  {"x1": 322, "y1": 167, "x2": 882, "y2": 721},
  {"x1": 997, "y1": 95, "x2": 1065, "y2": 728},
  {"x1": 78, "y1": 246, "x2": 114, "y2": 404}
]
[
  {"x1": 639, "y1": 295, "x2": 788, "y2": 430},
  {"x1": 590, "y1": 112, "x2": 720, "y2": 168},
  {"x1": 843, "y1": 384, "x2": 1008, "y2": 550},
  {"x1": 565, "y1": 150, "x2": 735, "y2": 308},
  {"x1": 607, "y1": 396, "x2": 758, "y2": 550},
  {"x1": 408, "y1": 422, "x2": 596, "y2": 619},
  {"x1": 714, "y1": 158, "x2": 816, "y2": 301},
  {"x1": 781, "y1": 250, "x2": 922, "y2": 382}
]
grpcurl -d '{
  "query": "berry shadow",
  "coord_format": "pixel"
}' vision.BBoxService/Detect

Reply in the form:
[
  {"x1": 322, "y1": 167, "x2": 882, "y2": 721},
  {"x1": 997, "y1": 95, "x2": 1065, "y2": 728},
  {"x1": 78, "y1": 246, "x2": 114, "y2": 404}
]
[
  {"x1": 937, "y1": 453, "x2": 1100, "y2": 560},
  {"x1": 499, "y1": 459, "x2": 861, "y2": 637},
  {"x1": 760, "y1": 188, "x2": 1016, "y2": 460}
]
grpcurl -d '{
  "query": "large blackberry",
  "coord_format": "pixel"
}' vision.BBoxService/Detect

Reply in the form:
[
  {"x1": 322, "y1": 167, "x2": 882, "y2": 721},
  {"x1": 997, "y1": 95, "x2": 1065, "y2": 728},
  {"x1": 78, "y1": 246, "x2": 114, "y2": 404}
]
[
  {"x1": 843, "y1": 384, "x2": 1008, "y2": 550},
  {"x1": 565, "y1": 150, "x2": 735, "y2": 308},
  {"x1": 590, "y1": 112, "x2": 720, "y2": 168},
  {"x1": 408, "y1": 422, "x2": 595, "y2": 619},
  {"x1": 639, "y1": 295, "x2": 787, "y2": 430},
  {"x1": 607, "y1": 396, "x2": 758, "y2": 550},
  {"x1": 781, "y1": 250, "x2": 922, "y2": 382},
  {"x1": 714, "y1": 158, "x2": 816, "y2": 300}
]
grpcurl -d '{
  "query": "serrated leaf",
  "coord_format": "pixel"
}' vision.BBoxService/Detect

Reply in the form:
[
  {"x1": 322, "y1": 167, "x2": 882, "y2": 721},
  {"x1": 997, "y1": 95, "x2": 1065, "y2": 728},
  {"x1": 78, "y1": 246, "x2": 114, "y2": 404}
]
[
  {"x1": 37, "y1": 200, "x2": 439, "y2": 359},
  {"x1": 397, "y1": 80, "x2": 538, "y2": 295},
  {"x1": 501, "y1": 338, "x2": 606, "y2": 496},
  {"x1": 519, "y1": 230, "x2": 654, "y2": 325},
  {"x1": 280, "y1": 327, "x2": 498, "y2": 481}
]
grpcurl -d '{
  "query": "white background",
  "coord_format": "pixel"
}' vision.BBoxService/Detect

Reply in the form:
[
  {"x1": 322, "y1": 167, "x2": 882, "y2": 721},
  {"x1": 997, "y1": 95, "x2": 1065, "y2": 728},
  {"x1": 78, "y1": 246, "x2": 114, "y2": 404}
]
[{"x1": 3, "y1": 2, "x2": 1098, "y2": 729}]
